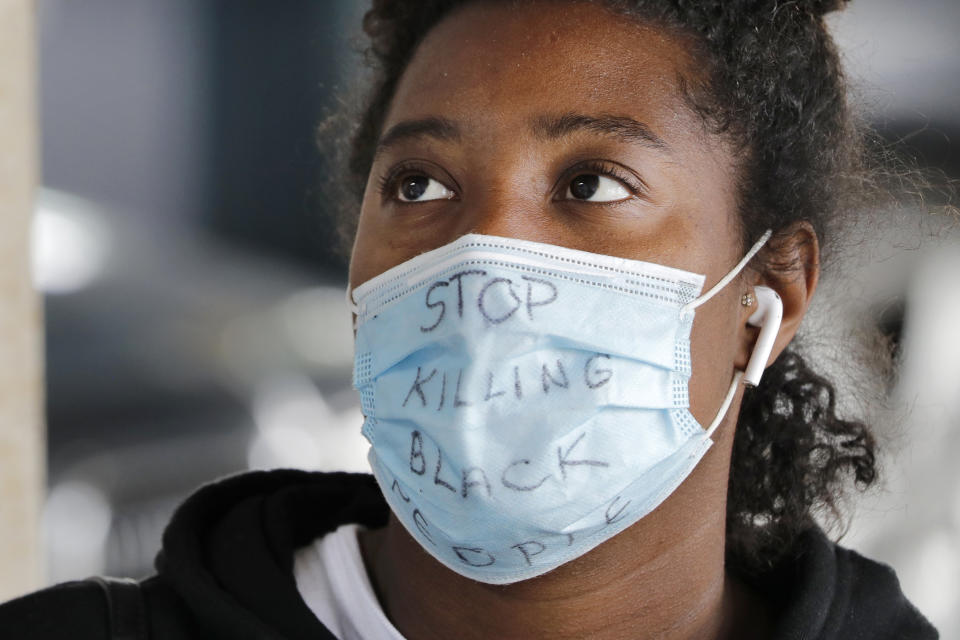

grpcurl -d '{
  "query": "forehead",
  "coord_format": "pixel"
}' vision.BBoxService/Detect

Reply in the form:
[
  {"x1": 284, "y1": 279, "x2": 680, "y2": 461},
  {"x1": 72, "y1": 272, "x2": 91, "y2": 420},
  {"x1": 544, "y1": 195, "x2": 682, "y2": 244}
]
[{"x1": 385, "y1": 1, "x2": 700, "y2": 140}]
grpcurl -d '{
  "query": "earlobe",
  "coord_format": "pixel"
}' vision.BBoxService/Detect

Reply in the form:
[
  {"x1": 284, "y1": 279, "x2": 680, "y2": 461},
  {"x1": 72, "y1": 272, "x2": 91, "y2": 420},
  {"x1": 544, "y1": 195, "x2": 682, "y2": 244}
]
[{"x1": 736, "y1": 223, "x2": 820, "y2": 378}]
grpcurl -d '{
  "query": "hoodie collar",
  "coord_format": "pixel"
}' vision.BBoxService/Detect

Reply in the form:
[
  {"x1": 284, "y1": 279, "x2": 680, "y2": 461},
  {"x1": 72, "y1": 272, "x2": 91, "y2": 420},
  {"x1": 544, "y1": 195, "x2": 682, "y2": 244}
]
[{"x1": 155, "y1": 470, "x2": 388, "y2": 640}]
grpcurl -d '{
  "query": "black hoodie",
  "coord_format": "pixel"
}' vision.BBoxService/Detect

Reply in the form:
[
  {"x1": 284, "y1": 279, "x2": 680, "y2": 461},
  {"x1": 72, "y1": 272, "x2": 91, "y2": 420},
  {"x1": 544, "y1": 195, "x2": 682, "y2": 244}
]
[{"x1": 0, "y1": 470, "x2": 938, "y2": 639}]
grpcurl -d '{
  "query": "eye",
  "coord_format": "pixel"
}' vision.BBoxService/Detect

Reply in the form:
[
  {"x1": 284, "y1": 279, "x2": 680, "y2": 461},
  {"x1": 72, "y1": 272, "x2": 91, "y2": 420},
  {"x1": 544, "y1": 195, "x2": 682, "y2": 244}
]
[
  {"x1": 397, "y1": 175, "x2": 456, "y2": 202},
  {"x1": 564, "y1": 173, "x2": 632, "y2": 202}
]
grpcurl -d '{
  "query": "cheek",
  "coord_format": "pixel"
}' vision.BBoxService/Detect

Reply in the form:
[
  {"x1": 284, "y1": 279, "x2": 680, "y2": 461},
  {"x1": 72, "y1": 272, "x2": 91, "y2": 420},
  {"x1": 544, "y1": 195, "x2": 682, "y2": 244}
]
[{"x1": 348, "y1": 189, "x2": 391, "y2": 290}]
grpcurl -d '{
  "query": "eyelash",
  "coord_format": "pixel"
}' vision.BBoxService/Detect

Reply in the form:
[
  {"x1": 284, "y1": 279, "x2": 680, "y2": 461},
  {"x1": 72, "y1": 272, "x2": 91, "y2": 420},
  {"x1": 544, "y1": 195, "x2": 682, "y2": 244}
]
[
  {"x1": 559, "y1": 161, "x2": 646, "y2": 199},
  {"x1": 376, "y1": 160, "x2": 646, "y2": 202}
]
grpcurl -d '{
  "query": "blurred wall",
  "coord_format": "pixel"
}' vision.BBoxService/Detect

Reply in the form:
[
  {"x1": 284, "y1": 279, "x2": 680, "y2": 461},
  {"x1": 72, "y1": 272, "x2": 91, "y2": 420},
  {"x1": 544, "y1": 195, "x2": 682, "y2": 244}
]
[
  {"x1": 824, "y1": 5, "x2": 960, "y2": 634},
  {"x1": 0, "y1": 0, "x2": 44, "y2": 601},
  {"x1": 35, "y1": 0, "x2": 366, "y2": 585}
]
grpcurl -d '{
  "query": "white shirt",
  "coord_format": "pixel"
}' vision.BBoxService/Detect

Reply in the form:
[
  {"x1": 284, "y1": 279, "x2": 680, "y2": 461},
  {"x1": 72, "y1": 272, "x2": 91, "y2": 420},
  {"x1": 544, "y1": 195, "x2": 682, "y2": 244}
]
[{"x1": 293, "y1": 524, "x2": 406, "y2": 640}]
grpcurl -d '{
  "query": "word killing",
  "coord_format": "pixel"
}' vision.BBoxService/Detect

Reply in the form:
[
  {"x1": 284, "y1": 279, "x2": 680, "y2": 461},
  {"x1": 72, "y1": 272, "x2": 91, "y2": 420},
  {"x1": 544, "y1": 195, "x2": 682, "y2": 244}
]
[{"x1": 402, "y1": 353, "x2": 613, "y2": 411}]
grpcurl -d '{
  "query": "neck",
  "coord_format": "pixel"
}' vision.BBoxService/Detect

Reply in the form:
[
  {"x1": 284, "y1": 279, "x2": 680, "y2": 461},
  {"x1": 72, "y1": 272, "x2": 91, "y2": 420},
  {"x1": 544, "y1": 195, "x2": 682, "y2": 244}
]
[{"x1": 360, "y1": 446, "x2": 760, "y2": 640}]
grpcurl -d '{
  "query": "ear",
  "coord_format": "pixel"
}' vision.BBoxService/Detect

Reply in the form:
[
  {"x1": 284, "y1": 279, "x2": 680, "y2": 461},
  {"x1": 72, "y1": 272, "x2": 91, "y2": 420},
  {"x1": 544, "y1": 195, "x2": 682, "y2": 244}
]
[{"x1": 734, "y1": 223, "x2": 820, "y2": 374}]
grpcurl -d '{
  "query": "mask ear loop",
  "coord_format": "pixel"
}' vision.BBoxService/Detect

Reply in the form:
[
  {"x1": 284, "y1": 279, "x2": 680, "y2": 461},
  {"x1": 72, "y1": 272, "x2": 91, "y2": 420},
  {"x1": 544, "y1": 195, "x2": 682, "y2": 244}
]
[
  {"x1": 678, "y1": 230, "x2": 772, "y2": 320},
  {"x1": 704, "y1": 370, "x2": 744, "y2": 439},
  {"x1": 346, "y1": 286, "x2": 359, "y2": 330}
]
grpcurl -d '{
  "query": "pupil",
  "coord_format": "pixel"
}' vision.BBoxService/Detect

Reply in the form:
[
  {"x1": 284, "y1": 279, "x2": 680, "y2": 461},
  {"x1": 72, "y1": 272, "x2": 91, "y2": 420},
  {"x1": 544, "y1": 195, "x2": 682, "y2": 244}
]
[
  {"x1": 570, "y1": 174, "x2": 599, "y2": 199},
  {"x1": 402, "y1": 176, "x2": 430, "y2": 200}
]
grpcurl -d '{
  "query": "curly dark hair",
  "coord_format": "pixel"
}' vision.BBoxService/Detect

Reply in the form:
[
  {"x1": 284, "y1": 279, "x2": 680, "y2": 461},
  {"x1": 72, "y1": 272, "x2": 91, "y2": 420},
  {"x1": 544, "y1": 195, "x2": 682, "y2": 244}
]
[{"x1": 336, "y1": 0, "x2": 881, "y2": 575}]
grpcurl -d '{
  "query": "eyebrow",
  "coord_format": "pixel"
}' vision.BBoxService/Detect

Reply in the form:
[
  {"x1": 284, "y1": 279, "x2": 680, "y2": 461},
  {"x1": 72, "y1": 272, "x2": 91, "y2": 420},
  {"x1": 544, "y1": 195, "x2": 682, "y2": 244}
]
[
  {"x1": 531, "y1": 113, "x2": 669, "y2": 151},
  {"x1": 375, "y1": 117, "x2": 461, "y2": 157},
  {"x1": 373, "y1": 112, "x2": 669, "y2": 158}
]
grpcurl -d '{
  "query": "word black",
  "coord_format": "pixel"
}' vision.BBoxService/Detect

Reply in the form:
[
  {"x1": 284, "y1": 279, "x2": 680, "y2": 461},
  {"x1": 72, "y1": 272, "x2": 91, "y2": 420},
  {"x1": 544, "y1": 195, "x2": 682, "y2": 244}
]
[{"x1": 408, "y1": 430, "x2": 610, "y2": 499}]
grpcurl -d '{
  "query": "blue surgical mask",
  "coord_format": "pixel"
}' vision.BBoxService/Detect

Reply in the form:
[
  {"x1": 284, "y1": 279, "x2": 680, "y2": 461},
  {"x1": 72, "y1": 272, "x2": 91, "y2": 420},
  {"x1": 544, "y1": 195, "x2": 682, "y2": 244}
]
[{"x1": 349, "y1": 232, "x2": 770, "y2": 584}]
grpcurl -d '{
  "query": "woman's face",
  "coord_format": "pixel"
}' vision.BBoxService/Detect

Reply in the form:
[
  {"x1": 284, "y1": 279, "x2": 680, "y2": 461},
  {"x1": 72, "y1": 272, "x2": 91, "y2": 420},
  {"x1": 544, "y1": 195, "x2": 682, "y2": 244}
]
[{"x1": 350, "y1": 2, "x2": 753, "y2": 429}]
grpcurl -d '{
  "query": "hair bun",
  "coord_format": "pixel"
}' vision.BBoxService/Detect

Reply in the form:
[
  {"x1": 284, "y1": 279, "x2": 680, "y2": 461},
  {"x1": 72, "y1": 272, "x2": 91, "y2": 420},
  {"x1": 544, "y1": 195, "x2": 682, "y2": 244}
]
[{"x1": 807, "y1": 0, "x2": 850, "y2": 17}]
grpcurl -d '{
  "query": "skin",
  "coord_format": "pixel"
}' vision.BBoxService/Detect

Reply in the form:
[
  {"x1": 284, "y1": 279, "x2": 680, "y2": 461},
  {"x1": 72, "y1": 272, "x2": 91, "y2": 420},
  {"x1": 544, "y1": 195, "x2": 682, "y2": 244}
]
[{"x1": 348, "y1": 2, "x2": 819, "y2": 638}]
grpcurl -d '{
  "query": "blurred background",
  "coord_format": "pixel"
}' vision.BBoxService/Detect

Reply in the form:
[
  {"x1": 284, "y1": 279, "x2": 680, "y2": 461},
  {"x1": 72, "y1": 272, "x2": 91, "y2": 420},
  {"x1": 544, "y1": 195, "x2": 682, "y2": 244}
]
[{"x1": 26, "y1": 0, "x2": 959, "y2": 634}]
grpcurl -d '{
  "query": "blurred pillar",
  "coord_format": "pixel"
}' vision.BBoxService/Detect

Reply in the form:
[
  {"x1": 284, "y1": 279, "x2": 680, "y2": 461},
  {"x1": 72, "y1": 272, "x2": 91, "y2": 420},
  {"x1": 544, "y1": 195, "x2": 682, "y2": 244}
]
[{"x1": 0, "y1": 0, "x2": 44, "y2": 600}]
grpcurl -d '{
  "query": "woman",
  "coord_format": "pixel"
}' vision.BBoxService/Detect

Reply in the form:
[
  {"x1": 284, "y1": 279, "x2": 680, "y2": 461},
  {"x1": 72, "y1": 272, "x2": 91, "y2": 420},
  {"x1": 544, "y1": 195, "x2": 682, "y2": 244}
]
[{"x1": 0, "y1": 0, "x2": 939, "y2": 638}]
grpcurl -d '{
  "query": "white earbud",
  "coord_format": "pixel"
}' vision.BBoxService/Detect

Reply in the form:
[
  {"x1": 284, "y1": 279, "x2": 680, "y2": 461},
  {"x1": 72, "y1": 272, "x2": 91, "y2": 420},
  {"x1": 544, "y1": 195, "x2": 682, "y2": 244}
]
[{"x1": 743, "y1": 285, "x2": 783, "y2": 387}]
